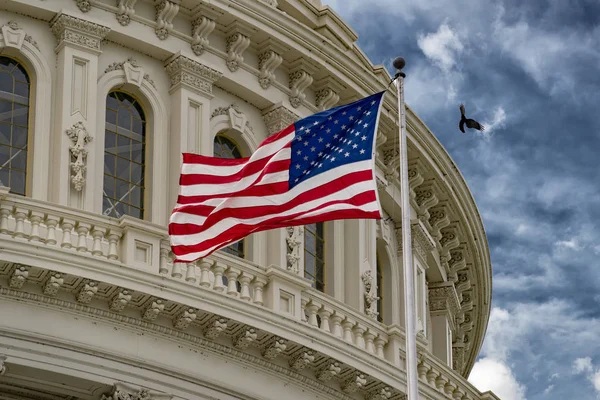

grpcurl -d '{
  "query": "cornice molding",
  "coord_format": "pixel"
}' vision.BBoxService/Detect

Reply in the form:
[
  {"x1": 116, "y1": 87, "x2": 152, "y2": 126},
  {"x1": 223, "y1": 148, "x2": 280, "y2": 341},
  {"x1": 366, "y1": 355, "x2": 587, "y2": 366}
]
[
  {"x1": 261, "y1": 103, "x2": 300, "y2": 135},
  {"x1": 50, "y1": 13, "x2": 111, "y2": 54},
  {"x1": 164, "y1": 53, "x2": 222, "y2": 97}
]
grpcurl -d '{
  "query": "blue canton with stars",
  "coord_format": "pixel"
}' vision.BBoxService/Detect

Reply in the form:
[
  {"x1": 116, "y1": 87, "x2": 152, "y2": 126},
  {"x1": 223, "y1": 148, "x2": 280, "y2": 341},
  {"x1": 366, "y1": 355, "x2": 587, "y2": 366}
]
[{"x1": 289, "y1": 91, "x2": 386, "y2": 188}]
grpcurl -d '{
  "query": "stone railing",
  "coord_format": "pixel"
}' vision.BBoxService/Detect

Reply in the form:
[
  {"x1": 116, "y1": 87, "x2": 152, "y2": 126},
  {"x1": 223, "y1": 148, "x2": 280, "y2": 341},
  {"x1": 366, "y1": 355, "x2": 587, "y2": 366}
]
[{"x1": 0, "y1": 188, "x2": 492, "y2": 400}]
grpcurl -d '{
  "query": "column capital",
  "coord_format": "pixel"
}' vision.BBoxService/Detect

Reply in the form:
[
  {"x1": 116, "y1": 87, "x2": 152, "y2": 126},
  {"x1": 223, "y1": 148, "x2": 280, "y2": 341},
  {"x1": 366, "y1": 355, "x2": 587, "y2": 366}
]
[
  {"x1": 429, "y1": 281, "x2": 460, "y2": 326},
  {"x1": 164, "y1": 53, "x2": 222, "y2": 97},
  {"x1": 50, "y1": 13, "x2": 110, "y2": 54},
  {"x1": 261, "y1": 103, "x2": 300, "y2": 135}
]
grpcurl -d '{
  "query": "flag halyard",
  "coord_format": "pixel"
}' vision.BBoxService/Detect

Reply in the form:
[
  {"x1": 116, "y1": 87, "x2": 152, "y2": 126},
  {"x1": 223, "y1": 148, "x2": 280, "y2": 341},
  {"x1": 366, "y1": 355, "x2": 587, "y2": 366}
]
[{"x1": 169, "y1": 91, "x2": 386, "y2": 263}]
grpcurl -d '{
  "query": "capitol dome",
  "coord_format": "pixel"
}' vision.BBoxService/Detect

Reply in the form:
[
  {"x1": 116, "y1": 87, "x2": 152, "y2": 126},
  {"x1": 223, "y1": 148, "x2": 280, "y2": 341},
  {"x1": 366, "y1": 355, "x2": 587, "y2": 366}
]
[{"x1": 0, "y1": 1, "x2": 499, "y2": 399}]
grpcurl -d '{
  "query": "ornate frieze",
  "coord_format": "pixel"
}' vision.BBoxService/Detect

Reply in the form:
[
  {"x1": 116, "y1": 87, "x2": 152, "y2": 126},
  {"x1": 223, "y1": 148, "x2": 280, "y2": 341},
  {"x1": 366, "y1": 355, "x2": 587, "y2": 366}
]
[
  {"x1": 366, "y1": 387, "x2": 393, "y2": 400},
  {"x1": 257, "y1": 39, "x2": 287, "y2": 89},
  {"x1": 289, "y1": 350, "x2": 315, "y2": 371},
  {"x1": 43, "y1": 272, "x2": 63, "y2": 296},
  {"x1": 75, "y1": 0, "x2": 92, "y2": 13},
  {"x1": 262, "y1": 104, "x2": 299, "y2": 136},
  {"x1": 342, "y1": 373, "x2": 367, "y2": 393},
  {"x1": 101, "y1": 382, "x2": 172, "y2": 400},
  {"x1": 288, "y1": 59, "x2": 317, "y2": 108},
  {"x1": 395, "y1": 220, "x2": 436, "y2": 261},
  {"x1": 164, "y1": 54, "x2": 222, "y2": 97},
  {"x1": 66, "y1": 121, "x2": 93, "y2": 192},
  {"x1": 224, "y1": 22, "x2": 254, "y2": 72},
  {"x1": 262, "y1": 337, "x2": 287, "y2": 359},
  {"x1": 143, "y1": 299, "x2": 165, "y2": 321},
  {"x1": 109, "y1": 288, "x2": 132, "y2": 312},
  {"x1": 173, "y1": 307, "x2": 197, "y2": 330},
  {"x1": 116, "y1": 0, "x2": 138, "y2": 26},
  {"x1": 428, "y1": 282, "x2": 460, "y2": 327},
  {"x1": 313, "y1": 76, "x2": 344, "y2": 111},
  {"x1": 50, "y1": 13, "x2": 111, "y2": 54},
  {"x1": 203, "y1": 316, "x2": 229, "y2": 339},
  {"x1": 155, "y1": 0, "x2": 180, "y2": 40},
  {"x1": 9, "y1": 265, "x2": 28, "y2": 289},
  {"x1": 191, "y1": 10, "x2": 219, "y2": 56},
  {"x1": 361, "y1": 270, "x2": 379, "y2": 320},
  {"x1": 233, "y1": 327, "x2": 258, "y2": 348},
  {"x1": 104, "y1": 57, "x2": 155, "y2": 88},
  {"x1": 285, "y1": 226, "x2": 303, "y2": 273},
  {"x1": 316, "y1": 361, "x2": 341, "y2": 381}
]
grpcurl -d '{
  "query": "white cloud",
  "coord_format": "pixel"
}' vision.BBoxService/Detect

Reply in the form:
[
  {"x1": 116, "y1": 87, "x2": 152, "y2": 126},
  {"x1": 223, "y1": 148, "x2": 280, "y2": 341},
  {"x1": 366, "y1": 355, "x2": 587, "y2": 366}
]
[
  {"x1": 574, "y1": 357, "x2": 593, "y2": 374},
  {"x1": 417, "y1": 23, "x2": 464, "y2": 72},
  {"x1": 544, "y1": 384, "x2": 555, "y2": 395},
  {"x1": 470, "y1": 358, "x2": 526, "y2": 400}
]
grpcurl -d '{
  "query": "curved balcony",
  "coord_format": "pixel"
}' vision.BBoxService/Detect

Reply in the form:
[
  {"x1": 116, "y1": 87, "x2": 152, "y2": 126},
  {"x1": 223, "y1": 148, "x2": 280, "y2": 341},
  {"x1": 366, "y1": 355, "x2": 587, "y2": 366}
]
[{"x1": 0, "y1": 187, "x2": 496, "y2": 400}]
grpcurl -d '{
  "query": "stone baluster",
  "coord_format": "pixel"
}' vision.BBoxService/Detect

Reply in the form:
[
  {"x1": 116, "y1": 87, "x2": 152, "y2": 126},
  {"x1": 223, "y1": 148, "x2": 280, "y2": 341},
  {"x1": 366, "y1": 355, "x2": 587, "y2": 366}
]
[
  {"x1": 198, "y1": 258, "x2": 213, "y2": 287},
  {"x1": 45, "y1": 216, "x2": 59, "y2": 245},
  {"x1": 364, "y1": 329, "x2": 376, "y2": 354},
  {"x1": 159, "y1": 241, "x2": 170, "y2": 275},
  {"x1": 238, "y1": 272, "x2": 253, "y2": 301},
  {"x1": 305, "y1": 301, "x2": 320, "y2": 327},
  {"x1": 75, "y1": 222, "x2": 90, "y2": 253},
  {"x1": 374, "y1": 334, "x2": 387, "y2": 358},
  {"x1": 171, "y1": 261, "x2": 183, "y2": 279},
  {"x1": 251, "y1": 277, "x2": 267, "y2": 305},
  {"x1": 13, "y1": 208, "x2": 27, "y2": 238},
  {"x1": 435, "y1": 374, "x2": 447, "y2": 392},
  {"x1": 353, "y1": 323, "x2": 366, "y2": 349},
  {"x1": 342, "y1": 318, "x2": 355, "y2": 344},
  {"x1": 106, "y1": 230, "x2": 121, "y2": 260},
  {"x1": 91, "y1": 227, "x2": 106, "y2": 256},
  {"x1": 225, "y1": 267, "x2": 240, "y2": 297},
  {"x1": 453, "y1": 388, "x2": 466, "y2": 400},
  {"x1": 426, "y1": 366, "x2": 438, "y2": 386},
  {"x1": 60, "y1": 218, "x2": 75, "y2": 248},
  {"x1": 317, "y1": 306, "x2": 332, "y2": 333},
  {"x1": 212, "y1": 262, "x2": 226, "y2": 293},
  {"x1": 300, "y1": 298, "x2": 308, "y2": 322},
  {"x1": 185, "y1": 262, "x2": 197, "y2": 283},
  {"x1": 0, "y1": 205, "x2": 11, "y2": 234},
  {"x1": 29, "y1": 211, "x2": 43, "y2": 242},
  {"x1": 330, "y1": 312, "x2": 344, "y2": 338},
  {"x1": 417, "y1": 360, "x2": 428, "y2": 380},
  {"x1": 445, "y1": 381, "x2": 458, "y2": 397}
]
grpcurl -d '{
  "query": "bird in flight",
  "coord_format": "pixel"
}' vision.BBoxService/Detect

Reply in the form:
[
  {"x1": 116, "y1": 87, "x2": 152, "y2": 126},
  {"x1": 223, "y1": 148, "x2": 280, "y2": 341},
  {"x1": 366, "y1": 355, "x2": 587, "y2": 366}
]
[{"x1": 459, "y1": 104, "x2": 485, "y2": 133}]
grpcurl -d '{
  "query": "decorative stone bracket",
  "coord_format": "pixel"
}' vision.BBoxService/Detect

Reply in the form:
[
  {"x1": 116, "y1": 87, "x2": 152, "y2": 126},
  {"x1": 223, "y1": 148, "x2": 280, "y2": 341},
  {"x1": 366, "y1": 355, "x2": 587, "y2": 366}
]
[
  {"x1": 225, "y1": 22, "x2": 255, "y2": 72},
  {"x1": 0, "y1": 354, "x2": 6, "y2": 376},
  {"x1": 155, "y1": 0, "x2": 180, "y2": 40},
  {"x1": 116, "y1": 0, "x2": 138, "y2": 26},
  {"x1": 314, "y1": 76, "x2": 345, "y2": 111},
  {"x1": 101, "y1": 382, "x2": 173, "y2": 400},
  {"x1": 66, "y1": 121, "x2": 93, "y2": 192},
  {"x1": 288, "y1": 59, "x2": 317, "y2": 108},
  {"x1": 257, "y1": 38, "x2": 288, "y2": 89},
  {"x1": 190, "y1": 7, "x2": 221, "y2": 56},
  {"x1": 74, "y1": 0, "x2": 92, "y2": 13}
]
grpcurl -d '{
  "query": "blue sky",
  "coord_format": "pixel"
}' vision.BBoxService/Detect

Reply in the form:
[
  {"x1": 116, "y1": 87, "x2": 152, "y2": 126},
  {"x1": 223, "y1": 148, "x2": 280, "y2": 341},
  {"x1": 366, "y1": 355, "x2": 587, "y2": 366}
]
[{"x1": 321, "y1": 0, "x2": 600, "y2": 399}]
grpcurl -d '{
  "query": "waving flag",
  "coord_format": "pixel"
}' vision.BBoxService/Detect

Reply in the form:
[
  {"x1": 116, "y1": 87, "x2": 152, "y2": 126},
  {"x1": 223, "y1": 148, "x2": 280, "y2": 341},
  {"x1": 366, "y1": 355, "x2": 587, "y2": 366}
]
[{"x1": 169, "y1": 91, "x2": 386, "y2": 263}]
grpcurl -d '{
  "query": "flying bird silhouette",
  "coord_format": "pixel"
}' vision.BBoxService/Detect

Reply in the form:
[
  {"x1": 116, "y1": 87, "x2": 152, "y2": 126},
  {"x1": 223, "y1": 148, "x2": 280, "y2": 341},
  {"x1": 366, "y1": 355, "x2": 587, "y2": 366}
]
[{"x1": 459, "y1": 104, "x2": 485, "y2": 133}]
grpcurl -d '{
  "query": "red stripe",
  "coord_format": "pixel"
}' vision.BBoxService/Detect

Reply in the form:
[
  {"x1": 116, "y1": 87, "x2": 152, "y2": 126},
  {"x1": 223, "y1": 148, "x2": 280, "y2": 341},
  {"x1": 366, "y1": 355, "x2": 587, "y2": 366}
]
[
  {"x1": 179, "y1": 156, "x2": 290, "y2": 186},
  {"x1": 182, "y1": 152, "x2": 249, "y2": 166},
  {"x1": 175, "y1": 182, "x2": 290, "y2": 205},
  {"x1": 170, "y1": 170, "x2": 374, "y2": 235},
  {"x1": 170, "y1": 191, "x2": 378, "y2": 255}
]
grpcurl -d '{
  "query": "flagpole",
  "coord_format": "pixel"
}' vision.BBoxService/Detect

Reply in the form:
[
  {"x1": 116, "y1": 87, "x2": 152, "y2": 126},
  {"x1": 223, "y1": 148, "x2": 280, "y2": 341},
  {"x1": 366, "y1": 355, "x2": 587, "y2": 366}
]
[{"x1": 393, "y1": 56, "x2": 419, "y2": 400}]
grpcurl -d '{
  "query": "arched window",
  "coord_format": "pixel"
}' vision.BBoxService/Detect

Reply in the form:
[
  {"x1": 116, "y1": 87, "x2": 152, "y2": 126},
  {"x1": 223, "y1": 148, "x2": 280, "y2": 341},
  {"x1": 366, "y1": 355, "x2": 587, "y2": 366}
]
[
  {"x1": 103, "y1": 91, "x2": 146, "y2": 219},
  {"x1": 376, "y1": 255, "x2": 384, "y2": 323},
  {"x1": 213, "y1": 133, "x2": 245, "y2": 258},
  {"x1": 0, "y1": 56, "x2": 30, "y2": 196},
  {"x1": 304, "y1": 222, "x2": 325, "y2": 292}
]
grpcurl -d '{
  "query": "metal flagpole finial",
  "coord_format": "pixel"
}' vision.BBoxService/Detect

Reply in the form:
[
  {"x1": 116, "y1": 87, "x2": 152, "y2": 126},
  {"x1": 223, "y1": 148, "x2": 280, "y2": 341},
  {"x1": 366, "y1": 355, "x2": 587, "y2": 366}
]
[{"x1": 393, "y1": 56, "x2": 406, "y2": 78}]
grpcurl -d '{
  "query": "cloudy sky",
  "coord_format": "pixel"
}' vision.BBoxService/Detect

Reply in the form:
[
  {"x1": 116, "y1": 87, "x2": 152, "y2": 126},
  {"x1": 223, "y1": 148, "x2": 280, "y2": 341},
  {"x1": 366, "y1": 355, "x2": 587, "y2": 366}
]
[{"x1": 321, "y1": 0, "x2": 600, "y2": 399}]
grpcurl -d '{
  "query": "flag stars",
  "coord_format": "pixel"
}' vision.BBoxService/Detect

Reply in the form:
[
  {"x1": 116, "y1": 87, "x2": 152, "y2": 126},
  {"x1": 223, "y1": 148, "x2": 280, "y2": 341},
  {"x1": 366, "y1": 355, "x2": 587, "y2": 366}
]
[
  {"x1": 318, "y1": 137, "x2": 323, "y2": 143},
  {"x1": 311, "y1": 146, "x2": 316, "y2": 152},
  {"x1": 326, "y1": 128, "x2": 331, "y2": 134},
  {"x1": 304, "y1": 141, "x2": 309, "y2": 146},
  {"x1": 363, "y1": 123, "x2": 369, "y2": 128},
  {"x1": 345, "y1": 152, "x2": 350, "y2": 157},
  {"x1": 360, "y1": 149, "x2": 365, "y2": 154},
  {"x1": 313, "y1": 121, "x2": 318, "y2": 126},
  {"x1": 304, "y1": 156, "x2": 309, "y2": 161},
  {"x1": 353, "y1": 144, "x2": 358, "y2": 149},
  {"x1": 361, "y1": 135, "x2": 367, "y2": 141}
]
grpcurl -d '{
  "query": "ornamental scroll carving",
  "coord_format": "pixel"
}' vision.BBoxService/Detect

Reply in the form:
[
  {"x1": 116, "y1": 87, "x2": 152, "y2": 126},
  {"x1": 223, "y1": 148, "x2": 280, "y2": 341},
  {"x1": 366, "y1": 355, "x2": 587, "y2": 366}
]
[
  {"x1": 286, "y1": 226, "x2": 302, "y2": 274},
  {"x1": 155, "y1": 0, "x2": 179, "y2": 40},
  {"x1": 361, "y1": 270, "x2": 379, "y2": 320},
  {"x1": 116, "y1": 0, "x2": 138, "y2": 26},
  {"x1": 101, "y1": 382, "x2": 172, "y2": 400},
  {"x1": 66, "y1": 122, "x2": 93, "y2": 192}
]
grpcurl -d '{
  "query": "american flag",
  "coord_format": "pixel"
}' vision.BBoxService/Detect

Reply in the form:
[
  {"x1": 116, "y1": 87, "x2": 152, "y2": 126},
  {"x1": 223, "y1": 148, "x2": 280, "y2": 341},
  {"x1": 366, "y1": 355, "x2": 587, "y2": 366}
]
[{"x1": 169, "y1": 91, "x2": 386, "y2": 263}]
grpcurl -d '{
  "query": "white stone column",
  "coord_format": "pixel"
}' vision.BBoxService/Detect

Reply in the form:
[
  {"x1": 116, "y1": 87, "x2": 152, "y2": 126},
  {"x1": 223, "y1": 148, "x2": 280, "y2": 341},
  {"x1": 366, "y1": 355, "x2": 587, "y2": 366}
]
[
  {"x1": 428, "y1": 282, "x2": 460, "y2": 367},
  {"x1": 49, "y1": 13, "x2": 110, "y2": 211},
  {"x1": 164, "y1": 53, "x2": 222, "y2": 215},
  {"x1": 261, "y1": 104, "x2": 301, "y2": 273}
]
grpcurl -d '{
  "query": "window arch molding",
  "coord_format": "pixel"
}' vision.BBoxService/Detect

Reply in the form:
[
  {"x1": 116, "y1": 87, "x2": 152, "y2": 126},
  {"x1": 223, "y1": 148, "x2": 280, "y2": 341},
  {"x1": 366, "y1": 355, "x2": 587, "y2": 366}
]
[
  {"x1": 0, "y1": 25, "x2": 52, "y2": 200},
  {"x1": 94, "y1": 63, "x2": 168, "y2": 225}
]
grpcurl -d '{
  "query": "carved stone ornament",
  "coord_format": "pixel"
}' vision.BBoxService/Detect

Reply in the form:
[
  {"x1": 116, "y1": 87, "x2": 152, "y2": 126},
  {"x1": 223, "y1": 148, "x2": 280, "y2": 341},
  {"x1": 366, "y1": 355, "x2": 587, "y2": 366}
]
[
  {"x1": 155, "y1": 0, "x2": 179, "y2": 40},
  {"x1": 0, "y1": 355, "x2": 6, "y2": 376},
  {"x1": 9, "y1": 265, "x2": 29, "y2": 289},
  {"x1": 342, "y1": 373, "x2": 367, "y2": 393},
  {"x1": 257, "y1": 39, "x2": 287, "y2": 89},
  {"x1": 262, "y1": 337, "x2": 287, "y2": 359},
  {"x1": 316, "y1": 361, "x2": 341, "y2": 381},
  {"x1": 50, "y1": 14, "x2": 111, "y2": 54},
  {"x1": 101, "y1": 382, "x2": 173, "y2": 400},
  {"x1": 226, "y1": 33, "x2": 250, "y2": 72},
  {"x1": 260, "y1": 0, "x2": 278, "y2": 5},
  {"x1": 74, "y1": 0, "x2": 92, "y2": 12},
  {"x1": 116, "y1": 0, "x2": 138, "y2": 26},
  {"x1": 1, "y1": 21, "x2": 39, "y2": 50},
  {"x1": 288, "y1": 62, "x2": 314, "y2": 108},
  {"x1": 285, "y1": 226, "x2": 303, "y2": 274},
  {"x1": 395, "y1": 220, "x2": 435, "y2": 261},
  {"x1": 104, "y1": 57, "x2": 155, "y2": 88},
  {"x1": 66, "y1": 121, "x2": 93, "y2": 192},
  {"x1": 289, "y1": 350, "x2": 315, "y2": 371},
  {"x1": 361, "y1": 270, "x2": 379, "y2": 320},
  {"x1": 77, "y1": 280, "x2": 99, "y2": 304},
  {"x1": 191, "y1": 13, "x2": 217, "y2": 56},
  {"x1": 164, "y1": 54, "x2": 222, "y2": 97},
  {"x1": 43, "y1": 272, "x2": 63, "y2": 296},
  {"x1": 262, "y1": 105, "x2": 299, "y2": 136},
  {"x1": 313, "y1": 76, "x2": 344, "y2": 111}
]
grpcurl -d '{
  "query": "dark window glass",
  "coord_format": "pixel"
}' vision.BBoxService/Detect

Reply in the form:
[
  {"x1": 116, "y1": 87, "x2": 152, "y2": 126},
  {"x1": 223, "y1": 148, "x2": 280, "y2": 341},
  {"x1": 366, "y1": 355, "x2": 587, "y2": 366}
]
[
  {"x1": 304, "y1": 223, "x2": 325, "y2": 292},
  {"x1": 103, "y1": 91, "x2": 146, "y2": 219},
  {"x1": 213, "y1": 133, "x2": 245, "y2": 258},
  {"x1": 0, "y1": 56, "x2": 30, "y2": 196}
]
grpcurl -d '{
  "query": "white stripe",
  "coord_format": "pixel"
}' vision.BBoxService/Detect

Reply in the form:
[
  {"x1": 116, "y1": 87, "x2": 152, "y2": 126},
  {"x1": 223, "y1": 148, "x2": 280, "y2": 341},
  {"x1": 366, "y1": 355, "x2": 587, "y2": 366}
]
[
  {"x1": 180, "y1": 148, "x2": 291, "y2": 197},
  {"x1": 171, "y1": 160, "x2": 372, "y2": 224},
  {"x1": 170, "y1": 179, "x2": 375, "y2": 246},
  {"x1": 181, "y1": 132, "x2": 294, "y2": 176}
]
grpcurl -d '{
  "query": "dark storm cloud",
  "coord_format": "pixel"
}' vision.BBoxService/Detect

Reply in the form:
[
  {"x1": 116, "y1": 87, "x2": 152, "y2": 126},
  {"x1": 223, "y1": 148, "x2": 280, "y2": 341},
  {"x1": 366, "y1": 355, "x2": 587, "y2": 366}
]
[{"x1": 323, "y1": 0, "x2": 600, "y2": 398}]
